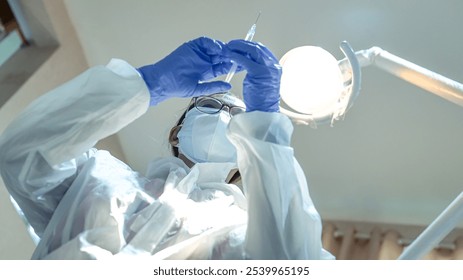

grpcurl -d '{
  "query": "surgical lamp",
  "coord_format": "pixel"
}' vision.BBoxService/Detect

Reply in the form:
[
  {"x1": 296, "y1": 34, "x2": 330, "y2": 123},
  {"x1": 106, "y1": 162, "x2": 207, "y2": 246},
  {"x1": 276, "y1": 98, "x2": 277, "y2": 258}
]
[{"x1": 278, "y1": 42, "x2": 463, "y2": 260}]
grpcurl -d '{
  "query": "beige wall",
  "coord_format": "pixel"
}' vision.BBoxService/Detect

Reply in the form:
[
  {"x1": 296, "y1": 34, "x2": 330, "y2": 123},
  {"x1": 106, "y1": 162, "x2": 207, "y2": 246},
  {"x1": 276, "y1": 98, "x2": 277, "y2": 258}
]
[{"x1": 0, "y1": 0, "x2": 125, "y2": 259}]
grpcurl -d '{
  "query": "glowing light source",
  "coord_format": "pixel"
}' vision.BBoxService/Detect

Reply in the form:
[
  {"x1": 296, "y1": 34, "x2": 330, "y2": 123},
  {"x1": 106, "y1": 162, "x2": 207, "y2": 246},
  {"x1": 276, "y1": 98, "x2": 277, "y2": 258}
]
[{"x1": 279, "y1": 46, "x2": 345, "y2": 122}]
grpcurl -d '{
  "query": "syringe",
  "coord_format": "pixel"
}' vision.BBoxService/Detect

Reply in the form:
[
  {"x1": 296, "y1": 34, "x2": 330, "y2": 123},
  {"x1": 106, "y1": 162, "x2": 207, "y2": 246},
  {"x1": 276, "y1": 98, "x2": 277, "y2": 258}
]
[{"x1": 224, "y1": 12, "x2": 261, "y2": 83}]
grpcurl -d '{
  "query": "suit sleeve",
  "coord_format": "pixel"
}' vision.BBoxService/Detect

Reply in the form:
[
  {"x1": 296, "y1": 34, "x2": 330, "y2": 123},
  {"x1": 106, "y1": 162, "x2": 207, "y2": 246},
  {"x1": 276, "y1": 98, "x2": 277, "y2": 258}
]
[
  {"x1": 227, "y1": 111, "x2": 333, "y2": 259},
  {"x1": 0, "y1": 59, "x2": 150, "y2": 237}
]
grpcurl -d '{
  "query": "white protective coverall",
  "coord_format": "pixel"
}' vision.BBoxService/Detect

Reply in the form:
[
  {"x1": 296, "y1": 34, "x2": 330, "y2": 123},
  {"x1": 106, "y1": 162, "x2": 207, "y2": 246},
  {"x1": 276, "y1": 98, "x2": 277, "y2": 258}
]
[{"x1": 0, "y1": 59, "x2": 333, "y2": 260}]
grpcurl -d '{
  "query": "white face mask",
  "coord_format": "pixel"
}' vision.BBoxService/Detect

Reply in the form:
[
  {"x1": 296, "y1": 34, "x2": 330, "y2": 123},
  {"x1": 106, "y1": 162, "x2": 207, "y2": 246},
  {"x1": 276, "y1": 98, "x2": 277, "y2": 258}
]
[{"x1": 177, "y1": 108, "x2": 237, "y2": 163}]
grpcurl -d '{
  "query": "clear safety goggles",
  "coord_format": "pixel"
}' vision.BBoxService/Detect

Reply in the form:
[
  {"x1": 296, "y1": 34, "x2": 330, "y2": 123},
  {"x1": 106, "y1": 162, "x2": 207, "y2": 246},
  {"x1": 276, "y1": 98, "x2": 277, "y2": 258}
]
[{"x1": 192, "y1": 94, "x2": 246, "y2": 118}]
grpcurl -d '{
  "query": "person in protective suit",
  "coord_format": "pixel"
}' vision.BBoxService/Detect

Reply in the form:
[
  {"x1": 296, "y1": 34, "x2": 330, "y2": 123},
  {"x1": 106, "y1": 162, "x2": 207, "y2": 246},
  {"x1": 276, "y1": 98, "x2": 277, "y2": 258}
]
[{"x1": 0, "y1": 37, "x2": 333, "y2": 260}]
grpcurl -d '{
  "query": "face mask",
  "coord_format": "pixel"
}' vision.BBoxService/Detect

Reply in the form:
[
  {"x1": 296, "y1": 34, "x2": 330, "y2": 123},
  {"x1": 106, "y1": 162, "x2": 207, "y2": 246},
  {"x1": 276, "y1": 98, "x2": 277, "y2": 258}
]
[{"x1": 177, "y1": 109, "x2": 237, "y2": 163}]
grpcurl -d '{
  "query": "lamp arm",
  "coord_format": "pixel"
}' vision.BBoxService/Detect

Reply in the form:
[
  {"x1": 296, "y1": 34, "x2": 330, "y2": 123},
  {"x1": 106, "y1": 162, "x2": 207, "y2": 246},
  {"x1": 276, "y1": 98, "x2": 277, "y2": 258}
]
[
  {"x1": 398, "y1": 192, "x2": 463, "y2": 260},
  {"x1": 353, "y1": 47, "x2": 463, "y2": 107},
  {"x1": 352, "y1": 47, "x2": 463, "y2": 259}
]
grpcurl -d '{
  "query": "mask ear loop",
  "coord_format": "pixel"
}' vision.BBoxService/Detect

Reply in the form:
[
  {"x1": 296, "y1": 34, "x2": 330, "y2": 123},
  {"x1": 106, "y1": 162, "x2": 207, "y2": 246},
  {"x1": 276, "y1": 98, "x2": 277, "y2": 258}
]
[
  {"x1": 168, "y1": 125, "x2": 182, "y2": 147},
  {"x1": 170, "y1": 101, "x2": 195, "y2": 157},
  {"x1": 169, "y1": 122, "x2": 196, "y2": 168}
]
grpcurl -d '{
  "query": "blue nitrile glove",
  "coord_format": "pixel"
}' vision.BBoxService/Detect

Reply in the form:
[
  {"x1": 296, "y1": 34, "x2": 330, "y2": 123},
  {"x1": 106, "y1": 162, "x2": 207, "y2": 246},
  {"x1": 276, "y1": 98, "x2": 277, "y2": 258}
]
[
  {"x1": 138, "y1": 37, "x2": 235, "y2": 106},
  {"x1": 226, "y1": 40, "x2": 282, "y2": 112}
]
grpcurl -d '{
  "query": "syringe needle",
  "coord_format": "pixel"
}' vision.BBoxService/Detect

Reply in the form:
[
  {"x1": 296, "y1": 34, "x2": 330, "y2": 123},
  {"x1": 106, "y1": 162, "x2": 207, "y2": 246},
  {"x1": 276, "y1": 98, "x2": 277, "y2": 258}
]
[
  {"x1": 245, "y1": 11, "x2": 261, "y2": 41},
  {"x1": 254, "y1": 11, "x2": 261, "y2": 24},
  {"x1": 225, "y1": 12, "x2": 261, "y2": 83}
]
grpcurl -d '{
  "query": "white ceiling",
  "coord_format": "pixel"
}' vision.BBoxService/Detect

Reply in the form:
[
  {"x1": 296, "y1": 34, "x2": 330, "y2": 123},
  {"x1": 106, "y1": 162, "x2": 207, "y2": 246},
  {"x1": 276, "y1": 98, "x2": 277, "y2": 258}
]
[{"x1": 64, "y1": 0, "x2": 463, "y2": 228}]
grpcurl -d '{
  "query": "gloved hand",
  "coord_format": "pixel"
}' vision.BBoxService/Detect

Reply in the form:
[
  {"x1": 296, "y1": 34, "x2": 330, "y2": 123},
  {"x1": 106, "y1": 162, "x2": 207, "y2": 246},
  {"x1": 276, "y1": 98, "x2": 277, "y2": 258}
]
[
  {"x1": 138, "y1": 37, "x2": 235, "y2": 106},
  {"x1": 226, "y1": 40, "x2": 282, "y2": 112}
]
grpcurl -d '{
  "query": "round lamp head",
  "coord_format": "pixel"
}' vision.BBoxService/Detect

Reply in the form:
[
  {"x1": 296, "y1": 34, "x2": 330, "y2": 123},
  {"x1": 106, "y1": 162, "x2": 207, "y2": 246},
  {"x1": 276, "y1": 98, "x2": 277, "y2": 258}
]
[{"x1": 279, "y1": 46, "x2": 345, "y2": 124}]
